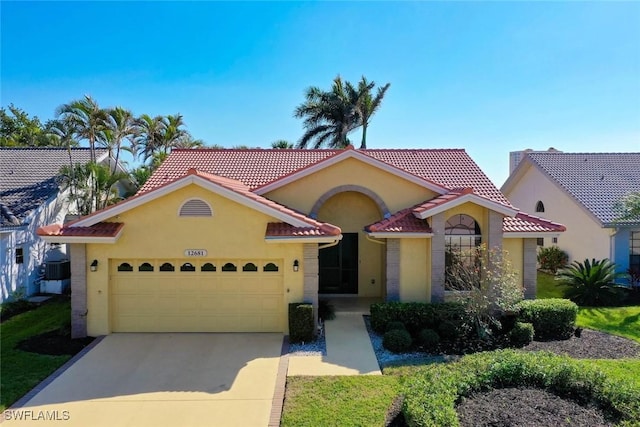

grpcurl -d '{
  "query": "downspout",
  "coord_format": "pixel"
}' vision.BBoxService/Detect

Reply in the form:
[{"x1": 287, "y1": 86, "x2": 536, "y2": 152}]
[
  {"x1": 318, "y1": 237, "x2": 342, "y2": 250},
  {"x1": 366, "y1": 234, "x2": 387, "y2": 245}
]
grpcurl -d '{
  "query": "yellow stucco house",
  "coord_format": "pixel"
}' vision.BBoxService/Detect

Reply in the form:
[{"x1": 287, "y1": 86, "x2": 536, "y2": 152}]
[{"x1": 38, "y1": 147, "x2": 565, "y2": 338}]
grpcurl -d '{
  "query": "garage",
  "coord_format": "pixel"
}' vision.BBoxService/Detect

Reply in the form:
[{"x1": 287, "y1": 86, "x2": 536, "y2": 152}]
[{"x1": 110, "y1": 259, "x2": 284, "y2": 332}]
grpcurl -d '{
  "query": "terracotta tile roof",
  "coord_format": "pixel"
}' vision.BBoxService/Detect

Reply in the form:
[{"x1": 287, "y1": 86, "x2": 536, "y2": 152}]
[
  {"x1": 365, "y1": 206, "x2": 432, "y2": 233},
  {"x1": 265, "y1": 222, "x2": 339, "y2": 237},
  {"x1": 141, "y1": 148, "x2": 511, "y2": 206},
  {"x1": 503, "y1": 213, "x2": 566, "y2": 233},
  {"x1": 526, "y1": 152, "x2": 640, "y2": 226},
  {"x1": 0, "y1": 148, "x2": 107, "y2": 227},
  {"x1": 37, "y1": 222, "x2": 124, "y2": 238},
  {"x1": 412, "y1": 188, "x2": 475, "y2": 216}
]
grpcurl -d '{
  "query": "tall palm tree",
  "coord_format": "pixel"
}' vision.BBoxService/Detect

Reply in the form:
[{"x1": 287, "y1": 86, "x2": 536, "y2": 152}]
[
  {"x1": 294, "y1": 76, "x2": 360, "y2": 149},
  {"x1": 271, "y1": 140, "x2": 294, "y2": 149},
  {"x1": 103, "y1": 107, "x2": 135, "y2": 173},
  {"x1": 354, "y1": 77, "x2": 390, "y2": 149},
  {"x1": 161, "y1": 114, "x2": 189, "y2": 154},
  {"x1": 133, "y1": 114, "x2": 166, "y2": 163},
  {"x1": 55, "y1": 95, "x2": 108, "y2": 162}
]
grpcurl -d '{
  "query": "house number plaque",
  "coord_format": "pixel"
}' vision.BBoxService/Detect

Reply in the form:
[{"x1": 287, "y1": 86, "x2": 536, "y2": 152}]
[{"x1": 184, "y1": 249, "x2": 207, "y2": 257}]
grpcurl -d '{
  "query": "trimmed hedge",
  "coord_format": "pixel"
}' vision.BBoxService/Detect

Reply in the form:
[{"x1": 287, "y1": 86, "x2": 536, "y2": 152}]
[
  {"x1": 418, "y1": 328, "x2": 440, "y2": 349},
  {"x1": 288, "y1": 303, "x2": 314, "y2": 343},
  {"x1": 402, "y1": 350, "x2": 639, "y2": 427},
  {"x1": 383, "y1": 329, "x2": 412, "y2": 353},
  {"x1": 370, "y1": 301, "x2": 469, "y2": 336},
  {"x1": 508, "y1": 322, "x2": 534, "y2": 347},
  {"x1": 516, "y1": 298, "x2": 577, "y2": 340}
]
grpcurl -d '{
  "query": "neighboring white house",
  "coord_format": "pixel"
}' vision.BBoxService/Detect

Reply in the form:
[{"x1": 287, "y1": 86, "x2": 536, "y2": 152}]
[
  {"x1": 0, "y1": 148, "x2": 131, "y2": 302},
  {"x1": 501, "y1": 152, "x2": 640, "y2": 275}
]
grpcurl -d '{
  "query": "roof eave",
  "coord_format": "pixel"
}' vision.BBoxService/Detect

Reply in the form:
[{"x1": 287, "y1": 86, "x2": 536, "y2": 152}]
[
  {"x1": 503, "y1": 232, "x2": 563, "y2": 239},
  {"x1": 367, "y1": 232, "x2": 434, "y2": 239},
  {"x1": 415, "y1": 194, "x2": 518, "y2": 219},
  {"x1": 265, "y1": 235, "x2": 342, "y2": 244}
]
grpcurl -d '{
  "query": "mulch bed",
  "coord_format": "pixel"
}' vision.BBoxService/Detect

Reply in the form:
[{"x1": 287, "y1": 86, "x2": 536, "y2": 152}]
[
  {"x1": 522, "y1": 328, "x2": 640, "y2": 359},
  {"x1": 457, "y1": 387, "x2": 614, "y2": 427},
  {"x1": 16, "y1": 329, "x2": 95, "y2": 356}
]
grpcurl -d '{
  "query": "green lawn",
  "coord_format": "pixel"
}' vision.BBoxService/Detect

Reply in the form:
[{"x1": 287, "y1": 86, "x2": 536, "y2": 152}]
[
  {"x1": 536, "y1": 271, "x2": 568, "y2": 299},
  {"x1": 0, "y1": 299, "x2": 72, "y2": 411},
  {"x1": 577, "y1": 306, "x2": 640, "y2": 343}
]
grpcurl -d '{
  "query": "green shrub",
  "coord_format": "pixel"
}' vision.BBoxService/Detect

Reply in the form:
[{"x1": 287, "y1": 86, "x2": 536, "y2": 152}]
[
  {"x1": 318, "y1": 299, "x2": 335, "y2": 321},
  {"x1": 370, "y1": 302, "x2": 467, "y2": 335},
  {"x1": 383, "y1": 329, "x2": 412, "y2": 353},
  {"x1": 508, "y1": 322, "x2": 534, "y2": 347},
  {"x1": 516, "y1": 298, "x2": 577, "y2": 340},
  {"x1": 537, "y1": 246, "x2": 569, "y2": 274},
  {"x1": 403, "y1": 350, "x2": 638, "y2": 427},
  {"x1": 418, "y1": 328, "x2": 440, "y2": 349},
  {"x1": 558, "y1": 258, "x2": 628, "y2": 307},
  {"x1": 386, "y1": 321, "x2": 407, "y2": 332},
  {"x1": 288, "y1": 303, "x2": 314, "y2": 343}
]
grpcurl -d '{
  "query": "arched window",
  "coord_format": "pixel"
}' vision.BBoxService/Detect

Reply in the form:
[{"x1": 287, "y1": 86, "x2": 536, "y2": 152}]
[
  {"x1": 117, "y1": 262, "x2": 133, "y2": 272},
  {"x1": 179, "y1": 199, "x2": 213, "y2": 217},
  {"x1": 139, "y1": 262, "x2": 154, "y2": 272},
  {"x1": 201, "y1": 263, "x2": 216, "y2": 272},
  {"x1": 445, "y1": 214, "x2": 482, "y2": 290},
  {"x1": 263, "y1": 263, "x2": 279, "y2": 272},
  {"x1": 221, "y1": 262, "x2": 237, "y2": 272},
  {"x1": 242, "y1": 262, "x2": 258, "y2": 272},
  {"x1": 159, "y1": 262, "x2": 175, "y2": 272},
  {"x1": 180, "y1": 263, "x2": 196, "y2": 272},
  {"x1": 535, "y1": 201, "x2": 545, "y2": 213}
]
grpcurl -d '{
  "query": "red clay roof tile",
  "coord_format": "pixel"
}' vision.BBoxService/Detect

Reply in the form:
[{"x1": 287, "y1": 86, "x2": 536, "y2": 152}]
[
  {"x1": 37, "y1": 222, "x2": 124, "y2": 237},
  {"x1": 365, "y1": 206, "x2": 432, "y2": 233},
  {"x1": 503, "y1": 213, "x2": 566, "y2": 233}
]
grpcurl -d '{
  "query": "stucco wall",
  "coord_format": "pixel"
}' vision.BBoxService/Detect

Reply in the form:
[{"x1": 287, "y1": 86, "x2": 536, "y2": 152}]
[
  {"x1": 504, "y1": 165, "x2": 610, "y2": 262},
  {"x1": 84, "y1": 184, "x2": 305, "y2": 336},
  {"x1": 399, "y1": 238, "x2": 431, "y2": 302},
  {"x1": 503, "y1": 238, "x2": 523, "y2": 286}
]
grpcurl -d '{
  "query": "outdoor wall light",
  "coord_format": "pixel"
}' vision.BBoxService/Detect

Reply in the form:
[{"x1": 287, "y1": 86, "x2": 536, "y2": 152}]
[
  {"x1": 293, "y1": 260, "x2": 299, "y2": 272},
  {"x1": 90, "y1": 259, "x2": 98, "y2": 272}
]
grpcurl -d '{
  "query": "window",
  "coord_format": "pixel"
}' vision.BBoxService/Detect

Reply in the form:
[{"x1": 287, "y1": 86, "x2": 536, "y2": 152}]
[
  {"x1": 537, "y1": 238, "x2": 544, "y2": 247},
  {"x1": 159, "y1": 262, "x2": 175, "y2": 272},
  {"x1": 201, "y1": 263, "x2": 216, "y2": 272},
  {"x1": 117, "y1": 262, "x2": 134, "y2": 272},
  {"x1": 180, "y1": 263, "x2": 196, "y2": 272},
  {"x1": 552, "y1": 237, "x2": 558, "y2": 244},
  {"x1": 179, "y1": 199, "x2": 212, "y2": 217},
  {"x1": 631, "y1": 231, "x2": 640, "y2": 274},
  {"x1": 242, "y1": 262, "x2": 258, "y2": 272},
  {"x1": 139, "y1": 262, "x2": 154, "y2": 272},
  {"x1": 535, "y1": 201, "x2": 545, "y2": 213},
  {"x1": 221, "y1": 262, "x2": 237, "y2": 272},
  {"x1": 445, "y1": 214, "x2": 481, "y2": 291},
  {"x1": 263, "y1": 263, "x2": 279, "y2": 272},
  {"x1": 15, "y1": 247, "x2": 24, "y2": 264}
]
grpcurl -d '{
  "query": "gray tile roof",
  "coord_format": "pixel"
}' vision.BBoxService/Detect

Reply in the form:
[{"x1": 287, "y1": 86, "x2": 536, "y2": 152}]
[
  {"x1": 527, "y1": 152, "x2": 640, "y2": 226},
  {"x1": 0, "y1": 148, "x2": 107, "y2": 227}
]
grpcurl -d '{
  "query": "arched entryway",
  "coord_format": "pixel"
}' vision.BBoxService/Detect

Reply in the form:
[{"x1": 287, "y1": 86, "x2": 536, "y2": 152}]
[{"x1": 316, "y1": 190, "x2": 384, "y2": 296}]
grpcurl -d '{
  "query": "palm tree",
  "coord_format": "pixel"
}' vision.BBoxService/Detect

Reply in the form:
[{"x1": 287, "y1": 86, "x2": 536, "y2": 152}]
[
  {"x1": 558, "y1": 258, "x2": 627, "y2": 306},
  {"x1": 174, "y1": 135, "x2": 205, "y2": 149},
  {"x1": 294, "y1": 76, "x2": 360, "y2": 149},
  {"x1": 103, "y1": 107, "x2": 135, "y2": 173},
  {"x1": 161, "y1": 114, "x2": 189, "y2": 153},
  {"x1": 133, "y1": 114, "x2": 165, "y2": 163},
  {"x1": 55, "y1": 95, "x2": 108, "y2": 162},
  {"x1": 354, "y1": 77, "x2": 390, "y2": 149},
  {"x1": 271, "y1": 140, "x2": 294, "y2": 149}
]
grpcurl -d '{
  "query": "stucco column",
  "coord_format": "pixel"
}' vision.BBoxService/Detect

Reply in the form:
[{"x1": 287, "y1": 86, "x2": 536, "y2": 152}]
[
  {"x1": 431, "y1": 212, "x2": 446, "y2": 302},
  {"x1": 69, "y1": 243, "x2": 88, "y2": 338},
  {"x1": 487, "y1": 211, "x2": 504, "y2": 252},
  {"x1": 303, "y1": 244, "x2": 319, "y2": 325},
  {"x1": 386, "y1": 239, "x2": 400, "y2": 301},
  {"x1": 523, "y1": 238, "x2": 537, "y2": 299}
]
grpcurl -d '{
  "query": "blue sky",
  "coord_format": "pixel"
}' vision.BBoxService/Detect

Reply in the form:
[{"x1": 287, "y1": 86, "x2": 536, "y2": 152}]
[{"x1": 2, "y1": 1, "x2": 639, "y2": 186}]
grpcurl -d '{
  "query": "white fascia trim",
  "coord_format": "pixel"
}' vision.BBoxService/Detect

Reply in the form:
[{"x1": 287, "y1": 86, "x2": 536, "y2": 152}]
[
  {"x1": 254, "y1": 150, "x2": 449, "y2": 195},
  {"x1": 265, "y1": 236, "x2": 341, "y2": 244},
  {"x1": 415, "y1": 194, "x2": 518, "y2": 220},
  {"x1": 367, "y1": 232, "x2": 433, "y2": 239},
  {"x1": 503, "y1": 232, "x2": 562, "y2": 239},
  {"x1": 72, "y1": 175, "x2": 314, "y2": 229},
  {"x1": 39, "y1": 234, "x2": 121, "y2": 244}
]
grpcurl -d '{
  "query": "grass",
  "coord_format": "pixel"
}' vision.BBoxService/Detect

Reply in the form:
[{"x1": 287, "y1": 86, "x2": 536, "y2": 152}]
[
  {"x1": 536, "y1": 271, "x2": 568, "y2": 299},
  {"x1": 577, "y1": 306, "x2": 640, "y2": 343},
  {"x1": 0, "y1": 298, "x2": 72, "y2": 411}
]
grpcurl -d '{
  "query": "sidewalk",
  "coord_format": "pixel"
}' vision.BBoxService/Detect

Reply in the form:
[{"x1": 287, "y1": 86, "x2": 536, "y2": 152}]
[{"x1": 287, "y1": 310, "x2": 381, "y2": 376}]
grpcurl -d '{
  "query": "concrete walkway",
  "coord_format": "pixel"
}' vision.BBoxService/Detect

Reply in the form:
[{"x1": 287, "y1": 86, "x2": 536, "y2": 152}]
[
  {"x1": 4, "y1": 333, "x2": 283, "y2": 427},
  {"x1": 288, "y1": 309, "x2": 381, "y2": 376}
]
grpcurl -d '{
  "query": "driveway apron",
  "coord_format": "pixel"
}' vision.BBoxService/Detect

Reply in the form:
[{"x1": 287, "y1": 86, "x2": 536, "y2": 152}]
[{"x1": 3, "y1": 333, "x2": 283, "y2": 427}]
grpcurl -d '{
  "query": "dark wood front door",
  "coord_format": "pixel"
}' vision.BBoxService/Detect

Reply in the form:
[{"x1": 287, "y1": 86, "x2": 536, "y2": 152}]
[{"x1": 319, "y1": 233, "x2": 358, "y2": 294}]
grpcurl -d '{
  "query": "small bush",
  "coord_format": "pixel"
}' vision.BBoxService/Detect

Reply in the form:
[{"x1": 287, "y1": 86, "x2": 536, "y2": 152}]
[
  {"x1": 383, "y1": 329, "x2": 412, "y2": 353},
  {"x1": 318, "y1": 299, "x2": 335, "y2": 321},
  {"x1": 559, "y1": 258, "x2": 627, "y2": 307},
  {"x1": 509, "y1": 322, "x2": 534, "y2": 347},
  {"x1": 537, "y1": 246, "x2": 569, "y2": 274},
  {"x1": 418, "y1": 328, "x2": 440, "y2": 349},
  {"x1": 516, "y1": 298, "x2": 577, "y2": 340},
  {"x1": 288, "y1": 303, "x2": 314, "y2": 343},
  {"x1": 386, "y1": 321, "x2": 406, "y2": 332}
]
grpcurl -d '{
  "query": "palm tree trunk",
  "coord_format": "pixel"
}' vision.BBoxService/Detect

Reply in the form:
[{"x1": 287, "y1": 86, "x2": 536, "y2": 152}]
[{"x1": 360, "y1": 123, "x2": 368, "y2": 149}]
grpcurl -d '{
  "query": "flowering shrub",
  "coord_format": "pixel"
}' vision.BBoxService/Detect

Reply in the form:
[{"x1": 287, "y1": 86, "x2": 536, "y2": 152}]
[{"x1": 537, "y1": 246, "x2": 568, "y2": 274}]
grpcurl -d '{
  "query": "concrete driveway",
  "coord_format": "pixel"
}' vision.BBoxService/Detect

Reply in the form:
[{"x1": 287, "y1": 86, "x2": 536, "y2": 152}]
[{"x1": 4, "y1": 333, "x2": 284, "y2": 427}]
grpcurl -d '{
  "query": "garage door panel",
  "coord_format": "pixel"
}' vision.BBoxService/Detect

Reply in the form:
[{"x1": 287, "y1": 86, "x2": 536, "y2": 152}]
[{"x1": 110, "y1": 259, "x2": 284, "y2": 333}]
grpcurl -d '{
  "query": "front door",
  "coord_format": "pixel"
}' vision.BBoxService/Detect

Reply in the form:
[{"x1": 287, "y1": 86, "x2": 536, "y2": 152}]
[{"x1": 319, "y1": 233, "x2": 358, "y2": 294}]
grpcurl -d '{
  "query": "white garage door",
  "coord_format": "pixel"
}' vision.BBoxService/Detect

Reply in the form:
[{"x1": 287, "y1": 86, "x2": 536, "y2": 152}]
[{"x1": 110, "y1": 259, "x2": 284, "y2": 332}]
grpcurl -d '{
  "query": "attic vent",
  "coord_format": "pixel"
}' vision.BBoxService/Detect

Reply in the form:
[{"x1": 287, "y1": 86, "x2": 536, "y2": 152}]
[{"x1": 179, "y1": 199, "x2": 212, "y2": 217}]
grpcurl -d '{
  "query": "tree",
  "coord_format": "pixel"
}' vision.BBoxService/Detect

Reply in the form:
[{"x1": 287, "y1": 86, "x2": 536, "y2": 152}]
[
  {"x1": 618, "y1": 193, "x2": 640, "y2": 221},
  {"x1": 558, "y1": 258, "x2": 627, "y2": 306},
  {"x1": 0, "y1": 104, "x2": 54, "y2": 147},
  {"x1": 271, "y1": 140, "x2": 294, "y2": 149},
  {"x1": 103, "y1": 107, "x2": 135, "y2": 173},
  {"x1": 133, "y1": 114, "x2": 165, "y2": 163},
  {"x1": 161, "y1": 114, "x2": 190, "y2": 154},
  {"x1": 354, "y1": 77, "x2": 390, "y2": 149},
  {"x1": 55, "y1": 95, "x2": 108, "y2": 162},
  {"x1": 294, "y1": 75, "x2": 390, "y2": 149}
]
